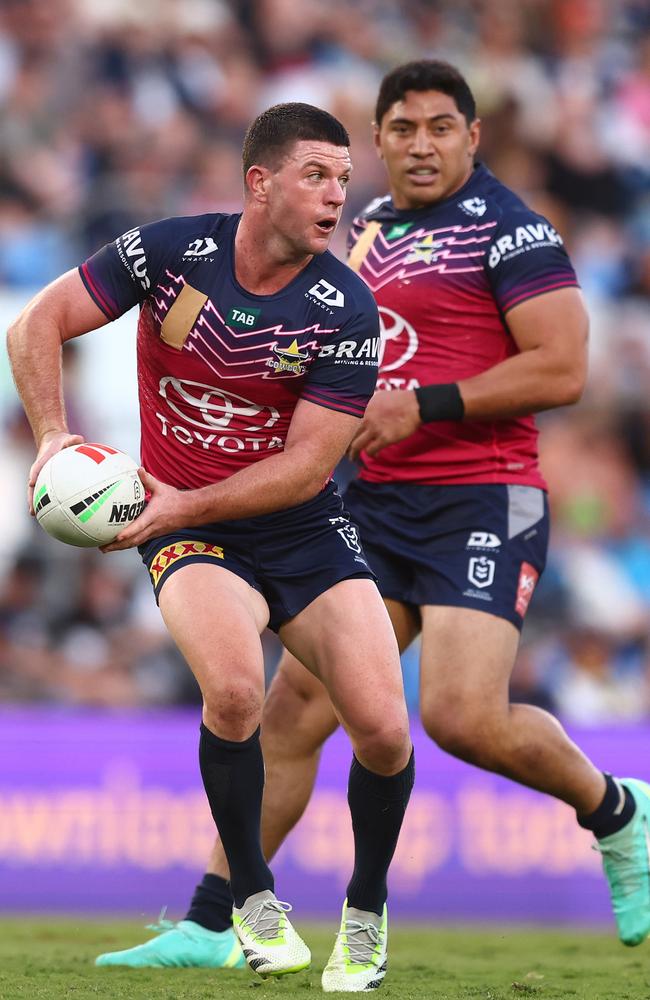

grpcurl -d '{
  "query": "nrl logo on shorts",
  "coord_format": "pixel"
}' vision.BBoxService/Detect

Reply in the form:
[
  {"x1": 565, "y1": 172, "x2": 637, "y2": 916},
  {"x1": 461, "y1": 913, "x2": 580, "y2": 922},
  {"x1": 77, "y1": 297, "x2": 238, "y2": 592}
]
[
  {"x1": 267, "y1": 339, "x2": 311, "y2": 376},
  {"x1": 467, "y1": 556, "x2": 495, "y2": 589},
  {"x1": 330, "y1": 517, "x2": 362, "y2": 554}
]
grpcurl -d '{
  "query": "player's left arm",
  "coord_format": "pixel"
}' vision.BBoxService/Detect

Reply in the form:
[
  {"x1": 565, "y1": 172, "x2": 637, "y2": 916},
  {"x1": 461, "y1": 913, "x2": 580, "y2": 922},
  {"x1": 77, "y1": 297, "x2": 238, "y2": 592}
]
[
  {"x1": 349, "y1": 286, "x2": 588, "y2": 458},
  {"x1": 456, "y1": 285, "x2": 588, "y2": 417},
  {"x1": 102, "y1": 399, "x2": 361, "y2": 551}
]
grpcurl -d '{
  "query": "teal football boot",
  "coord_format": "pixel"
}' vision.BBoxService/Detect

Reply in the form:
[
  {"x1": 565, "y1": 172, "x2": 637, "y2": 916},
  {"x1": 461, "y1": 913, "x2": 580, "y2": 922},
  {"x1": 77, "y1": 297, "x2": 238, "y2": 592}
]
[
  {"x1": 95, "y1": 913, "x2": 246, "y2": 968},
  {"x1": 596, "y1": 778, "x2": 650, "y2": 946}
]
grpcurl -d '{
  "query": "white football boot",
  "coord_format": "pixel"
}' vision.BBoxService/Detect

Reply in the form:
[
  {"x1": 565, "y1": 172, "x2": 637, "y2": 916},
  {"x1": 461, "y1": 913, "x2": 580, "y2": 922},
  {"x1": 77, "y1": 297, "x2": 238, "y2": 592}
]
[
  {"x1": 322, "y1": 900, "x2": 387, "y2": 991},
  {"x1": 232, "y1": 889, "x2": 311, "y2": 978}
]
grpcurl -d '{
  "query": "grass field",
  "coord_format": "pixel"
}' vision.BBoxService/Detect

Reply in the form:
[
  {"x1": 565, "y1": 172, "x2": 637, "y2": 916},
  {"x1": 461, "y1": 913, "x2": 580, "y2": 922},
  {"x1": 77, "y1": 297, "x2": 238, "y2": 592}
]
[{"x1": 0, "y1": 919, "x2": 648, "y2": 1000}]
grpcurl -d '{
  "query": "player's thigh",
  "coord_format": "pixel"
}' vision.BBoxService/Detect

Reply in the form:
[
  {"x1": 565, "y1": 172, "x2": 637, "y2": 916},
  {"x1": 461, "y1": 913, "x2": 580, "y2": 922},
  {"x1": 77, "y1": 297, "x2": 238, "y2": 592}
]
[
  {"x1": 158, "y1": 562, "x2": 269, "y2": 709},
  {"x1": 279, "y1": 577, "x2": 408, "y2": 740},
  {"x1": 385, "y1": 597, "x2": 421, "y2": 653},
  {"x1": 419, "y1": 604, "x2": 520, "y2": 726},
  {"x1": 262, "y1": 649, "x2": 340, "y2": 757},
  {"x1": 263, "y1": 596, "x2": 417, "y2": 754}
]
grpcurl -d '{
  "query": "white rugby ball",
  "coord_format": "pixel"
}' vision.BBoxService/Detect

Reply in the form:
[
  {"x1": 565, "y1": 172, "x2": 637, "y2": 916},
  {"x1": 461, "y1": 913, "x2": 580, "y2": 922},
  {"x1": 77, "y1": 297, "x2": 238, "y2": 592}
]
[{"x1": 34, "y1": 443, "x2": 144, "y2": 547}]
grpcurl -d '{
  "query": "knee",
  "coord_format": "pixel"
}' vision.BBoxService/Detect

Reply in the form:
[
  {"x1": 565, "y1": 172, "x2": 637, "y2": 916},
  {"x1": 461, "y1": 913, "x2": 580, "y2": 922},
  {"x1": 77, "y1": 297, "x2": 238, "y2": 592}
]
[
  {"x1": 421, "y1": 701, "x2": 502, "y2": 767},
  {"x1": 262, "y1": 664, "x2": 336, "y2": 758},
  {"x1": 203, "y1": 679, "x2": 263, "y2": 741},
  {"x1": 353, "y1": 714, "x2": 412, "y2": 776}
]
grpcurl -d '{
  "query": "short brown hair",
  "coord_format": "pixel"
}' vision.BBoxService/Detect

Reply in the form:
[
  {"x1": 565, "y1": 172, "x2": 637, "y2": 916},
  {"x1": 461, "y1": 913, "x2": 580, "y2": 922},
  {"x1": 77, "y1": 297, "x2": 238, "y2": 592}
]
[{"x1": 242, "y1": 103, "x2": 350, "y2": 175}]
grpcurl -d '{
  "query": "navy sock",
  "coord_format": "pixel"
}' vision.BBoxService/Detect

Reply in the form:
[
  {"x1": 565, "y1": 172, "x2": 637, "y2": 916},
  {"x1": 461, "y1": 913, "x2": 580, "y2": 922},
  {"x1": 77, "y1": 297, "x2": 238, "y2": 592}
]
[
  {"x1": 185, "y1": 873, "x2": 234, "y2": 932},
  {"x1": 577, "y1": 773, "x2": 636, "y2": 839},
  {"x1": 346, "y1": 750, "x2": 415, "y2": 915},
  {"x1": 198, "y1": 723, "x2": 273, "y2": 908}
]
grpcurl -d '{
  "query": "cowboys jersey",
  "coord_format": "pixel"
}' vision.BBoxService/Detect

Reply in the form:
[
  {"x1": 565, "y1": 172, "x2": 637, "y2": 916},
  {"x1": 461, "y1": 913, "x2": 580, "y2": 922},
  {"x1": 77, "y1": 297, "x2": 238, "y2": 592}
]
[
  {"x1": 80, "y1": 213, "x2": 380, "y2": 489},
  {"x1": 348, "y1": 163, "x2": 579, "y2": 488}
]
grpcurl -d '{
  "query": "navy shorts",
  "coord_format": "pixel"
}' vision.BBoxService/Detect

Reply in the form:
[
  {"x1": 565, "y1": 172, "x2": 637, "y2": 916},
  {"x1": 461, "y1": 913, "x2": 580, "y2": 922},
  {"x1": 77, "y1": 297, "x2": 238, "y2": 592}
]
[
  {"x1": 342, "y1": 479, "x2": 549, "y2": 630},
  {"x1": 139, "y1": 482, "x2": 374, "y2": 632}
]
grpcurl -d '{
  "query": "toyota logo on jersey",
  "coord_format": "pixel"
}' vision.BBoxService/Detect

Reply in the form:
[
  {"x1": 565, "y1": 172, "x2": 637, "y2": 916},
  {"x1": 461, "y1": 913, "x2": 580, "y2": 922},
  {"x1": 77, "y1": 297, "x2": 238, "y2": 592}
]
[
  {"x1": 159, "y1": 377, "x2": 280, "y2": 431},
  {"x1": 377, "y1": 307, "x2": 419, "y2": 373}
]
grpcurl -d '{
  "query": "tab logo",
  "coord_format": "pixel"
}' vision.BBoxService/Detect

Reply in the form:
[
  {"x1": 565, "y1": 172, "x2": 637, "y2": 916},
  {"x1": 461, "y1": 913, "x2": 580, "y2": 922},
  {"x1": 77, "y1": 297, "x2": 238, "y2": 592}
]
[
  {"x1": 183, "y1": 238, "x2": 218, "y2": 258},
  {"x1": 227, "y1": 306, "x2": 261, "y2": 329},
  {"x1": 386, "y1": 222, "x2": 413, "y2": 240},
  {"x1": 307, "y1": 279, "x2": 345, "y2": 308}
]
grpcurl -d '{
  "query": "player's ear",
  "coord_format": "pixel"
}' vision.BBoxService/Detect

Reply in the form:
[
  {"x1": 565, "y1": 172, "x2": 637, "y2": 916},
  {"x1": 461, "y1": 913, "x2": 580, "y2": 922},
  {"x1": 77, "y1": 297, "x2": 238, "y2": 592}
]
[
  {"x1": 372, "y1": 122, "x2": 383, "y2": 160},
  {"x1": 468, "y1": 117, "x2": 481, "y2": 156},
  {"x1": 245, "y1": 164, "x2": 272, "y2": 203}
]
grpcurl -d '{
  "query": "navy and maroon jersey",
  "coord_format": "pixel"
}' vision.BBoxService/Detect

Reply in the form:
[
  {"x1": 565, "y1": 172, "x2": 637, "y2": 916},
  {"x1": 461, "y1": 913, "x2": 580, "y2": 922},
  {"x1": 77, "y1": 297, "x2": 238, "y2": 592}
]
[
  {"x1": 79, "y1": 213, "x2": 380, "y2": 489},
  {"x1": 347, "y1": 163, "x2": 580, "y2": 489}
]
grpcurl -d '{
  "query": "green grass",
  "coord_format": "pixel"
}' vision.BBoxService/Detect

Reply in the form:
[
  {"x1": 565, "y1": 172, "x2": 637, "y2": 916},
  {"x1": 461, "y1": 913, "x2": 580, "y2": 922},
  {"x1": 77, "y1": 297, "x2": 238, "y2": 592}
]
[{"x1": 0, "y1": 919, "x2": 648, "y2": 1000}]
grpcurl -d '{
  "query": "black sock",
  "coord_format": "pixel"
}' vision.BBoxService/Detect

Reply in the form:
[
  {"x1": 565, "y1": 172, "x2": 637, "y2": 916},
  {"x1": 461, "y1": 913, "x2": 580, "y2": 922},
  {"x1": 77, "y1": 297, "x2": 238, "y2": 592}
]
[
  {"x1": 346, "y1": 750, "x2": 415, "y2": 915},
  {"x1": 185, "y1": 873, "x2": 234, "y2": 932},
  {"x1": 577, "y1": 773, "x2": 636, "y2": 839},
  {"x1": 198, "y1": 723, "x2": 273, "y2": 908}
]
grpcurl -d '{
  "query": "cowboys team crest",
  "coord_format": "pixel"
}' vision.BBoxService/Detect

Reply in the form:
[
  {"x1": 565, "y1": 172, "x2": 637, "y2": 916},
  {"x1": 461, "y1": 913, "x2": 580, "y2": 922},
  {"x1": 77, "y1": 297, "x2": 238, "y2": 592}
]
[{"x1": 267, "y1": 339, "x2": 311, "y2": 375}]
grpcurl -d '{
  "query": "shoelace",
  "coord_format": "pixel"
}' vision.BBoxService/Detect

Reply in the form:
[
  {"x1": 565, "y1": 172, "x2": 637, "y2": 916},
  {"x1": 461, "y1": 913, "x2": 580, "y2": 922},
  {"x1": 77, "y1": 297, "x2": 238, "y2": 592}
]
[
  {"x1": 593, "y1": 842, "x2": 644, "y2": 897},
  {"x1": 146, "y1": 906, "x2": 180, "y2": 935},
  {"x1": 241, "y1": 898, "x2": 292, "y2": 939},
  {"x1": 339, "y1": 919, "x2": 383, "y2": 965}
]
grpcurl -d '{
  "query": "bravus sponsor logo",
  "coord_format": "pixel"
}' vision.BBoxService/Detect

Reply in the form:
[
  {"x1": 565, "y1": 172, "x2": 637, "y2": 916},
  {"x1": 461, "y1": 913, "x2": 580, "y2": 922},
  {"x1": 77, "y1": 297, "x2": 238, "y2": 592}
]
[
  {"x1": 488, "y1": 222, "x2": 563, "y2": 268},
  {"x1": 118, "y1": 228, "x2": 150, "y2": 291},
  {"x1": 317, "y1": 337, "x2": 380, "y2": 362}
]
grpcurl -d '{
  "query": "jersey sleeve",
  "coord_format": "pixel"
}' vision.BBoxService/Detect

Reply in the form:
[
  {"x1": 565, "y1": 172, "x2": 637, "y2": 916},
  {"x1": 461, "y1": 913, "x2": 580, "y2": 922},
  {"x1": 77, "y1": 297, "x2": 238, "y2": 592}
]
[
  {"x1": 301, "y1": 293, "x2": 380, "y2": 418},
  {"x1": 78, "y1": 217, "x2": 181, "y2": 320},
  {"x1": 485, "y1": 208, "x2": 579, "y2": 314}
]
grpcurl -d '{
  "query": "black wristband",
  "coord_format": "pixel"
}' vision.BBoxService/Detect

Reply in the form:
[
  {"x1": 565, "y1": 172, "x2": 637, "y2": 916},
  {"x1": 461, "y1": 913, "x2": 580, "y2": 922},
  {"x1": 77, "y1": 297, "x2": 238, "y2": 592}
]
[{"x1": 414, "y1": 383, "x2": 465, "y2": 423}]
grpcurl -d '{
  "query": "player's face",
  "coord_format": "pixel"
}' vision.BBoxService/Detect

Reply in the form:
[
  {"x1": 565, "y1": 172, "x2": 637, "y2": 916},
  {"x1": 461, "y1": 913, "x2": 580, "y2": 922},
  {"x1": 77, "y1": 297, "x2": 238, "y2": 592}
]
[
  {"x1": 375, "y1": 90, "x2": 480, "y2": 210},
  {"x1": 266, "y1": 141, "x2": 352, "y2": 257}
]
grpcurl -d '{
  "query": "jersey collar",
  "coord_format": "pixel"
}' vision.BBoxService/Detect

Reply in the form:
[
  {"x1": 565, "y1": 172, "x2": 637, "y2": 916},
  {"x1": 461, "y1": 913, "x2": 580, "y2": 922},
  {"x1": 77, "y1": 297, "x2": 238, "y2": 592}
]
[{"x1": 366, "y1": 162, "x2": 490, "y2": 223}]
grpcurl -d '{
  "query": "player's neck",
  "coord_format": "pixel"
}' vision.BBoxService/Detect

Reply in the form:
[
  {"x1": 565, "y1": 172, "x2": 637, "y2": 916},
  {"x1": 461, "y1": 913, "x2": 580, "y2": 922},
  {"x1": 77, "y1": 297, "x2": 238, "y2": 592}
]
[{"x1": 234, "y1": 214, "x2": 312, "y2": 296}]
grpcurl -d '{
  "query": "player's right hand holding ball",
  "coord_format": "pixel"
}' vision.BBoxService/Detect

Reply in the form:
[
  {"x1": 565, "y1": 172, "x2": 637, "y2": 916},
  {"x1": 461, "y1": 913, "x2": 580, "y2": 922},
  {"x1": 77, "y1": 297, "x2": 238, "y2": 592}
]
[{"x1": 28, "y1": 430, "x2": 85, "y2": 515}]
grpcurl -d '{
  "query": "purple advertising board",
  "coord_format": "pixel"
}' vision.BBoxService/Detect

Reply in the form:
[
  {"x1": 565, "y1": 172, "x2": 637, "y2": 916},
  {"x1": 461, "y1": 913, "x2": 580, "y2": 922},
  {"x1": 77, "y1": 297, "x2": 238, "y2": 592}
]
[{"x1": 0, "y1": 708, "x2": 648, "y2": 924}]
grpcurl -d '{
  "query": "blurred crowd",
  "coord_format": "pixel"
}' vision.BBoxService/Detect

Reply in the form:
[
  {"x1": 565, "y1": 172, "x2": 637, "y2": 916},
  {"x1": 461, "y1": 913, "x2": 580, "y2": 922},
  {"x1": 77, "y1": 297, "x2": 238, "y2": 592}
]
[{"x1": 1, "y1": 0, "x2": 650, "y2": 723}]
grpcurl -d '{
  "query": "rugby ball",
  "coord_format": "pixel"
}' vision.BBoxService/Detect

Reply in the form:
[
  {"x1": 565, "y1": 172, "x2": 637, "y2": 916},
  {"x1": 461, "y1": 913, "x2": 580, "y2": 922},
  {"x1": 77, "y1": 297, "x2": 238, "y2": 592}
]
[{"x1": 33, "y1": 443, "x2": 144, "y2": 547}]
